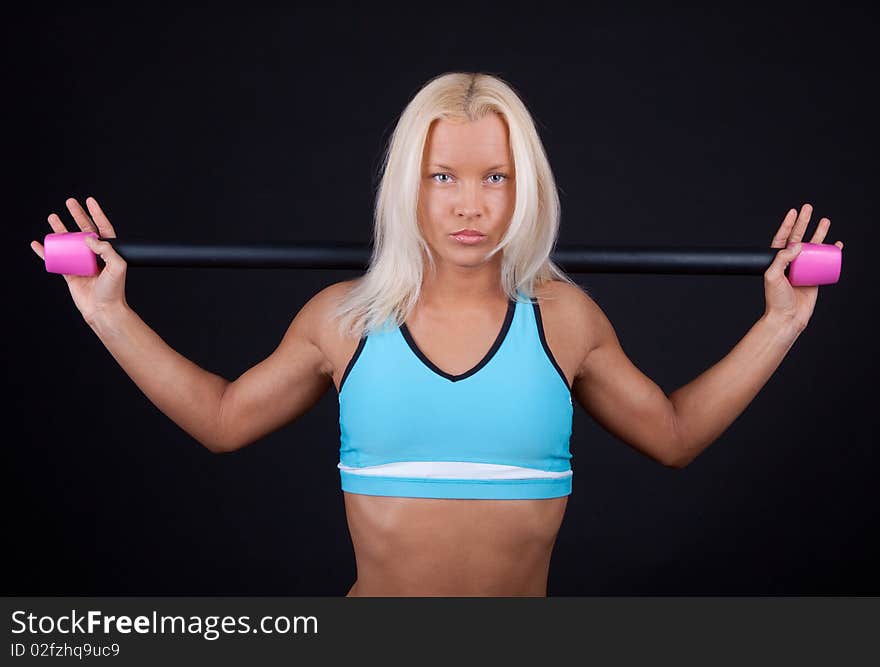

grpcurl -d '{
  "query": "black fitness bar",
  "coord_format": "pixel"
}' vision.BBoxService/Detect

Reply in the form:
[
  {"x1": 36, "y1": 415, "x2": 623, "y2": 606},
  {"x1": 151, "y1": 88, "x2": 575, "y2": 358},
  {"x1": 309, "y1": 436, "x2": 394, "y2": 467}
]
[{"x1": 99, "y1": 240, "x2": 782, "y2": 275}]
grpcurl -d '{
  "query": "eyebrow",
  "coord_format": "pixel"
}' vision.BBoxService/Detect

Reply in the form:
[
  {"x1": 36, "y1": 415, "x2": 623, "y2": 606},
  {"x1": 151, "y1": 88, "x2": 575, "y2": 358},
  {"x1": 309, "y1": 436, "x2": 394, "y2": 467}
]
[{"x1": 430, "y1": 163, "x2": 510, "y2": 171}]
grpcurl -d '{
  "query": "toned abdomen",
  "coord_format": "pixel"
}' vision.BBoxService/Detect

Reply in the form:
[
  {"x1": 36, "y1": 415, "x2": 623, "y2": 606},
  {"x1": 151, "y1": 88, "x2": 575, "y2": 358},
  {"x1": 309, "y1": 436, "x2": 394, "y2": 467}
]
[{"x1": 343, "y1": 492, "x2": 568, "y2": 596}]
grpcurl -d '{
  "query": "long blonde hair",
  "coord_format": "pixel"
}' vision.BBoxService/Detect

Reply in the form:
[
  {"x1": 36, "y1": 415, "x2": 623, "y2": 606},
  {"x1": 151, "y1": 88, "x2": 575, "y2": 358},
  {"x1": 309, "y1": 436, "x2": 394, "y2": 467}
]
[{"x1": 332, "y1": 71, "x2": 585, "y2": 339}]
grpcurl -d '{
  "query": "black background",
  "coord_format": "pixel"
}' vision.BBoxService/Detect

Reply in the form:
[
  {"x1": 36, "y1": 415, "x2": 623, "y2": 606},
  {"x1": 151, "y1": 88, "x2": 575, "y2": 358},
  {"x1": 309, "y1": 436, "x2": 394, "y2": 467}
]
[{"x1": 5, "y1": 4, "x2": 877, "y2": 595}]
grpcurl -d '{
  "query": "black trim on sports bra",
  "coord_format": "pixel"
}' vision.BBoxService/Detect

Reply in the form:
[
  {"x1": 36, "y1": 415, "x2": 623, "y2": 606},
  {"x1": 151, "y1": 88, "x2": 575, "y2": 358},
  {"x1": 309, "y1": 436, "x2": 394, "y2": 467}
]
[
  {"x1": 338, "y1": 336, "x2": 367, "y2": 394},
  {"x1": 531, "y1": 298, "x2": 572, "y2": 392},
  {"x1": 400, "y1": 298, "x2": 516, "y2": 383}
]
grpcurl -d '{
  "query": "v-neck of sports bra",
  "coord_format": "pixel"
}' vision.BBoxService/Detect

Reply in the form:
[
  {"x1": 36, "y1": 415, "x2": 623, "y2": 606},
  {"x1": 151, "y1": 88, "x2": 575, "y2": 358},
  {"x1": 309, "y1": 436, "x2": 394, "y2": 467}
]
[{"x1": 398, "y1": 297, "x2": 517, "y2": 383}]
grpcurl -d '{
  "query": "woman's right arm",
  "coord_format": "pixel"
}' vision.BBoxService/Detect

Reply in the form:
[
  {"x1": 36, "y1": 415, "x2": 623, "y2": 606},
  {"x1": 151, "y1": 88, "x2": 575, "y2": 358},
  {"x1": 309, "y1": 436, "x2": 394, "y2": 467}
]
[
  {"x1": 85, "y1": 304, "x2": 233, "y2": 453},
  {"x1": 34, "y1": 196, "x2": 333, "y2": 455},
  {"x1": 86, "y1": 290, "x2": 333, "y2": 454}
]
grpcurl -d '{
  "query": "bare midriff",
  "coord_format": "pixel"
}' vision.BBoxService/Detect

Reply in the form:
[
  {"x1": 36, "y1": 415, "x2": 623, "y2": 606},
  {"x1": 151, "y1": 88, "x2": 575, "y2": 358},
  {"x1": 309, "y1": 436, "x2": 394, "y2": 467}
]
[
  {"x1": 317, "y1": 280, "x2": 584, "y2": 597},
  {"x1": 342, "y1": 492, "x2": 568, "y2": 596}
]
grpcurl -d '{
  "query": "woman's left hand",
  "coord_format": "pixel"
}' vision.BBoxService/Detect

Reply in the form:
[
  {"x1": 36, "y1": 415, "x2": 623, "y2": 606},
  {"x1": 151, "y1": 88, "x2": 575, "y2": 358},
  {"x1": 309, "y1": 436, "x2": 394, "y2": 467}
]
[{"x1": 763, "y1": 202, "x2": 844, "y2": 330}]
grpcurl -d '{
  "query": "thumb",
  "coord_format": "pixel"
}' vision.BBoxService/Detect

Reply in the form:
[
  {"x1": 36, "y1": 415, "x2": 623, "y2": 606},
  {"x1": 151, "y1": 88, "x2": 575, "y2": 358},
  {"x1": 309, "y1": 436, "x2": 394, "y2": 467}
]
[
  {"x1": 766, "y1": 243, "x2": 802, "y2": 281},
  {"x1": 84, "y1": 235, "x2": 124, "y2": 271}
]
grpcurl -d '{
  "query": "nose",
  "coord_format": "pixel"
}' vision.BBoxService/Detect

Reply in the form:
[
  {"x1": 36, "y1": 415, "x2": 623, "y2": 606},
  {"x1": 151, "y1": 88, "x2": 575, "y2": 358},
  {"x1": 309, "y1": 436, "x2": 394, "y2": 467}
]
[{"x1": 454, "y1": 181, "x2": 483, "y2": 218}]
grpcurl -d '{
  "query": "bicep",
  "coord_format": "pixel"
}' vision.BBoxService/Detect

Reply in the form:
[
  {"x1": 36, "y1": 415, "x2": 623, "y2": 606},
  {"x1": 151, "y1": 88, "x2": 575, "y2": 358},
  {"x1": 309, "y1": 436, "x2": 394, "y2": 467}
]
[
  {"x1": 217, "y1": 289, "x2": 333, "y2": 452},
  {"x1": 572, "y1": 296, "x2": 679, "y2": 466}
]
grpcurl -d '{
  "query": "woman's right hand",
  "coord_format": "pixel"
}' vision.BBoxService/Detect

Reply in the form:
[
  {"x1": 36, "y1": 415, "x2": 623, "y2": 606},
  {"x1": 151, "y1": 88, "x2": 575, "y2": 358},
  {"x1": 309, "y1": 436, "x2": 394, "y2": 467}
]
[{"x1": 30, "y1": 196, "x2": 129, "y2": 323}]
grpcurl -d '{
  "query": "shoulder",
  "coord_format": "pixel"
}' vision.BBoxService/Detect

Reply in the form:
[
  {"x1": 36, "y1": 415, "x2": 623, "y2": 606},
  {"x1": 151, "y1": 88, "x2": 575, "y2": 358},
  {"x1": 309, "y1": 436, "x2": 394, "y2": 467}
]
[
  {"x1": 310, "y1": 278, "x2": 361, "y2": 309},
  {"x1": 300, "y1": 278, "x2": 361, "y2": 342},
  {"x1": 534, "y1": 279, "x2": 597, "y2": 329},
  {"x1": 535, "y1": 280, "x2": 610, "y2": 375},
  {"x1": 286, "y1": 279, "x2": 361, "y2": 380}
]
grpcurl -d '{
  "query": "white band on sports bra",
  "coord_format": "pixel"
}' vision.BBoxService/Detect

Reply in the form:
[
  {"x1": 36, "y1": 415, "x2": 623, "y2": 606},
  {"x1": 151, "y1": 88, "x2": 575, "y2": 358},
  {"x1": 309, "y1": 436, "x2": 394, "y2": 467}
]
[{"x1": 337, "y1": 461, "x2": 573, "y2": 480}]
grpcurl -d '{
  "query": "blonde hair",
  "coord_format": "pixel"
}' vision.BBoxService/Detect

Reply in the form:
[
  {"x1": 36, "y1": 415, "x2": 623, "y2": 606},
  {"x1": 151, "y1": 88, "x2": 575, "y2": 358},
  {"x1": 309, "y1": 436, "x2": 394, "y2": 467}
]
[{"x1": 332, "y1": 71, "x2": 586, "y2": 339}]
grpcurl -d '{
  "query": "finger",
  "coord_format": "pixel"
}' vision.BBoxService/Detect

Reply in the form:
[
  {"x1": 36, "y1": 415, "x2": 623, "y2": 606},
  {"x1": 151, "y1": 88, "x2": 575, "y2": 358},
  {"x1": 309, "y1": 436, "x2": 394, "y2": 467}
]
[
  {"x1": 65, "y1": 197, "x2": 99, "y2": 233},
  {"x1": 771, "y1": 208, "x2": 799, "y2": 248},
  {"x1": 787, "y1": 202, "x2": 813, "y2": 244},
  {"x1": 85, "y1": 196, "x2": 117, "y2": 239},
  {"x1": 765, "y1": 242, "x2": 803, "y2": 282},
  {"x1": 835, "y1": 240, "x2": 844, "y2": 249},
  {"x1": 32, "y1": 238, "x2": 73, "y2": 286},
  {"x1": 809, "y1": 217, "x2": 831, "y2": 244},
  {"x1": 47, "y1": 212, "x2": 70, "y2": 234}
]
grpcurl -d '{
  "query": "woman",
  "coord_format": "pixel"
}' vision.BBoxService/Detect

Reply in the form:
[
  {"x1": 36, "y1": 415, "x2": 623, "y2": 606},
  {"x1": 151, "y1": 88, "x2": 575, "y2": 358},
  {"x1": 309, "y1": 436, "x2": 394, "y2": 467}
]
[{"x1": 31, "y1": 72, "x2": 843, "y2": 596}]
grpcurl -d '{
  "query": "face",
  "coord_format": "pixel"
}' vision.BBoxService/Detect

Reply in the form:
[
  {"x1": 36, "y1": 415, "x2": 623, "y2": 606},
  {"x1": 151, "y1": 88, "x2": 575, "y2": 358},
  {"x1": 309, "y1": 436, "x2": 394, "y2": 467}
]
[{"x1": 417, "y1": 113, "x2": 516, "y2": 267}]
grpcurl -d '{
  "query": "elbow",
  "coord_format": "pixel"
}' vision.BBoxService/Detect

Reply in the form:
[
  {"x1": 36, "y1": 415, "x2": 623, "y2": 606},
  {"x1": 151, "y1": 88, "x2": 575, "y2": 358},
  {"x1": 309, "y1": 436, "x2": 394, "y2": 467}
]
[
  {"x1": 664, "y1": 405, "x2": 690, "y2": 469},
  {"x1": 663, "y1": 438, "x2": 698, "y2": 469},
  {"x1": 205, "y1": 436, "x2": 236, "y2": 455},
  {"x1": 204, "y1": 441, "x2": 225, "y2": 455},
  {"x1": 209, "y1": 384, "x2": 235, "y2": 454},
  {"x1": 664, "y1": 451, "x2": 691, "y2": 469}
]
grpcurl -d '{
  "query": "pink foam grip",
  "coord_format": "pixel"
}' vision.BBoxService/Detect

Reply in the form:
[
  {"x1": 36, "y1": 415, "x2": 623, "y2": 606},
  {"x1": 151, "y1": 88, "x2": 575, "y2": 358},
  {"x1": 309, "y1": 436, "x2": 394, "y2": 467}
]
[
  {"x1": 44, "y1": 231, "x2": 100, "y2": 276},
  {"x1": 787, "y1": 242, "x2": 842, "y2": 286}
]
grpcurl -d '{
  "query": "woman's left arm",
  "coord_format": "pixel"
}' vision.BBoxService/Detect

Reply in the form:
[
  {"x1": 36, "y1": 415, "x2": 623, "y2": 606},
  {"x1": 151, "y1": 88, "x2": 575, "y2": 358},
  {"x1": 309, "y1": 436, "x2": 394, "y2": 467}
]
[
  {"x1": 669, "y1": 203, "x2": 844, "y2": 467},
  {"x1": 571, "y1": 204, "x2": 843, "y2": 468}
]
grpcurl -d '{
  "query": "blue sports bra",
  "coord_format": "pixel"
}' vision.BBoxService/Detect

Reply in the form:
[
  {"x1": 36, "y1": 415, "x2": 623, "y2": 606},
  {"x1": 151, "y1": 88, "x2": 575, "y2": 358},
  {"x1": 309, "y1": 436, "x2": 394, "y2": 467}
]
[{"x1": 336, "y1": 289, "x2": 574, "y2": 500}]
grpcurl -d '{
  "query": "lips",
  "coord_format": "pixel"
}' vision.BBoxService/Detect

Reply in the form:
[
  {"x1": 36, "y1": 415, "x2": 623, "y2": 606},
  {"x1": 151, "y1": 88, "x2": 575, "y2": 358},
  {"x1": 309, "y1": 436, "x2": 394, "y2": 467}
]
[
  {"x1": 450, "y1": 229, "x2": 485, "y2": 236},
  {"x1": 450, "y1": 230, "x2": 487, "y2": 245}
]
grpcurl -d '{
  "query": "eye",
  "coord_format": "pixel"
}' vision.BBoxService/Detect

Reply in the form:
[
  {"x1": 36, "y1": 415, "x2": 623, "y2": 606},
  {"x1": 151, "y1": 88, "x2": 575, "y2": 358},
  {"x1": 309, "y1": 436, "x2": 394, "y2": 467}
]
[{"x1": 430, "y1": 172, "x2": 509, "y2": 184}]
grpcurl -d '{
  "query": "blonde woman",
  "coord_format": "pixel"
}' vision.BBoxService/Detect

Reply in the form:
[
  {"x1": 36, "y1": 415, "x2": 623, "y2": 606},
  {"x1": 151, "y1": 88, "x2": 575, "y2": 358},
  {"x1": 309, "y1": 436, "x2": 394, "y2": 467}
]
[{"x1": 31, "y1": 72, "x2": 842, "y2": 596}]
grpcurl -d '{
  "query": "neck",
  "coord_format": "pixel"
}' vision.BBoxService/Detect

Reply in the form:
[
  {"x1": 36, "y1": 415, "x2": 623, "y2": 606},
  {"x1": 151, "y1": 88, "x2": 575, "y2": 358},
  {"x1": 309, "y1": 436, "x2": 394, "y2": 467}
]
[{"x1": 418, "y1": 256, "x2": 508, "y2": 312}]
